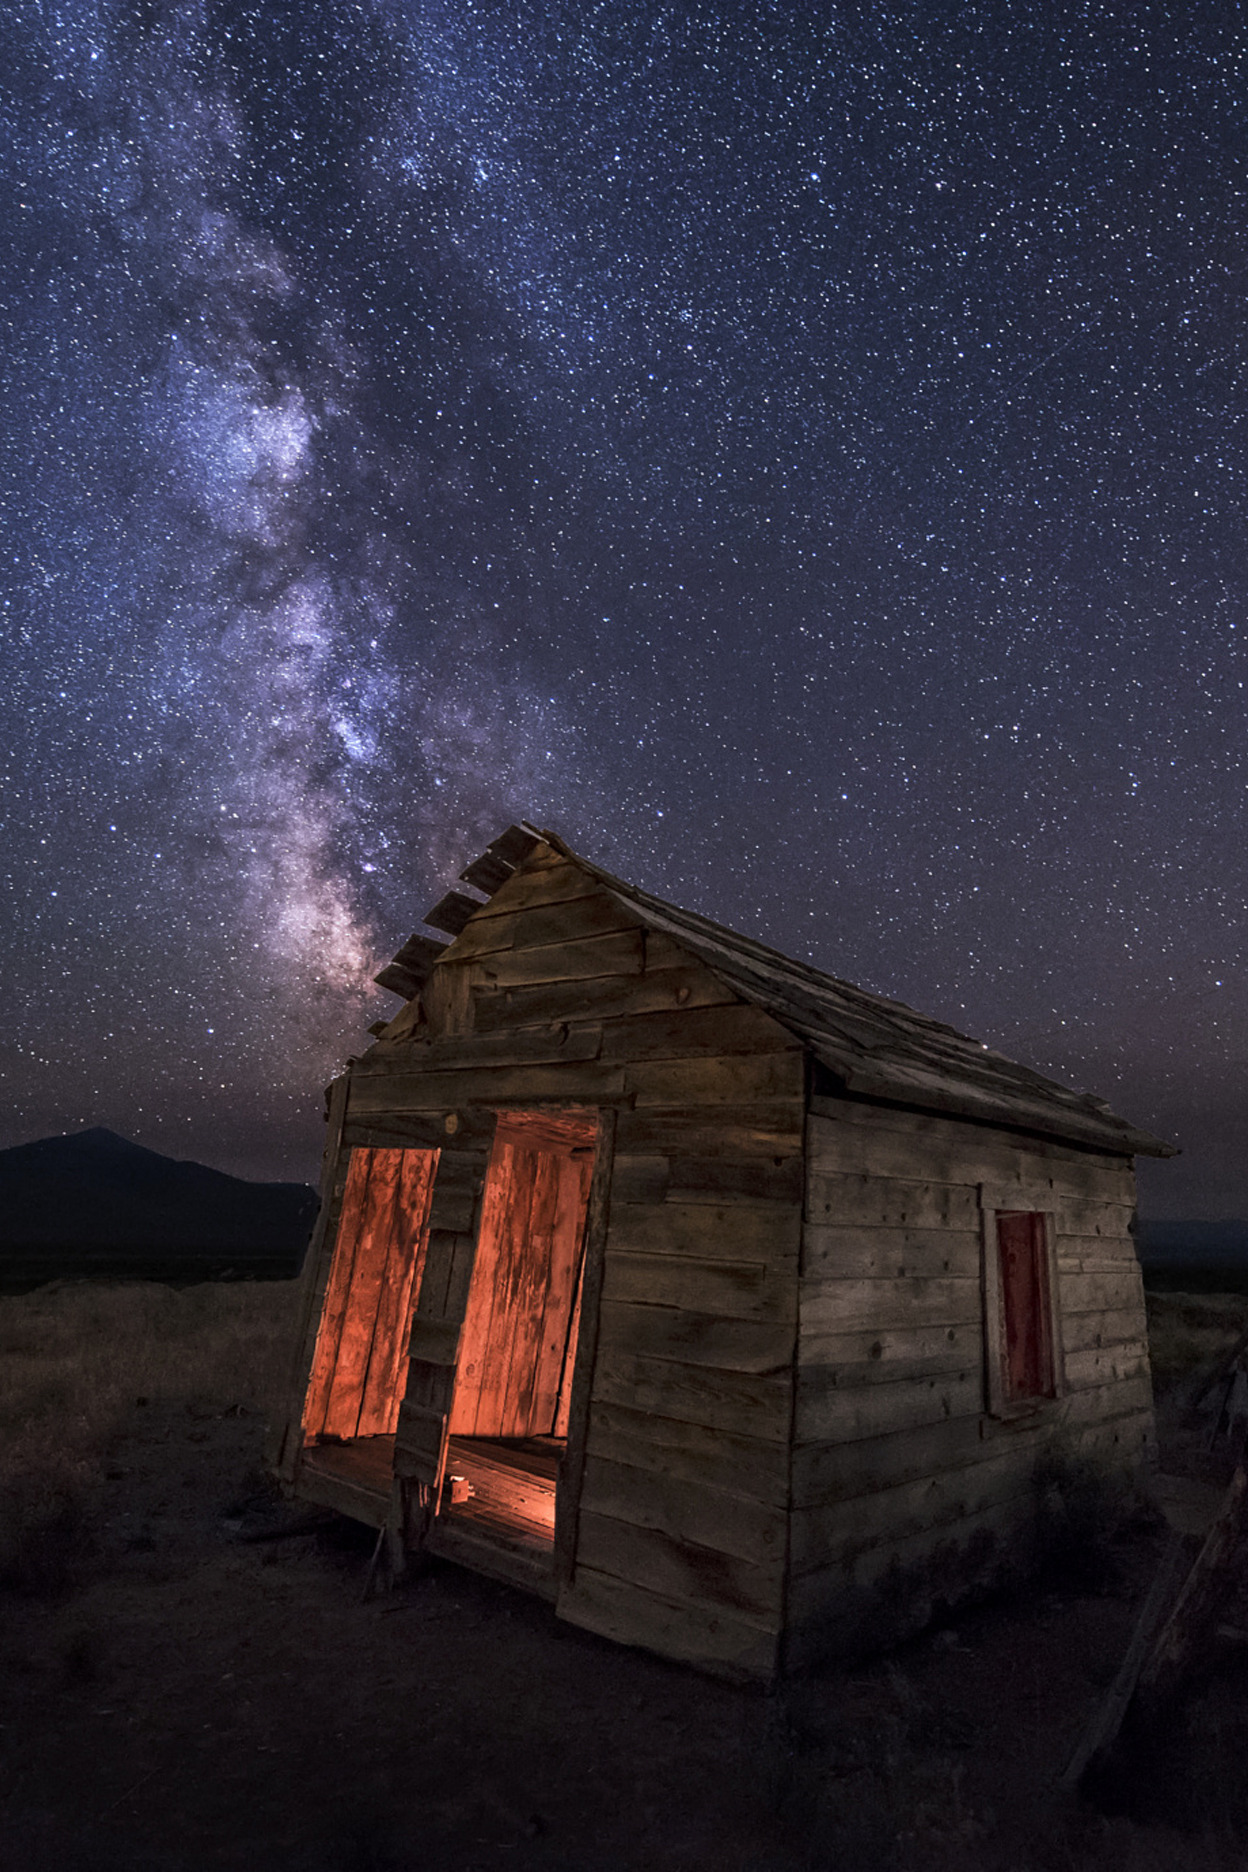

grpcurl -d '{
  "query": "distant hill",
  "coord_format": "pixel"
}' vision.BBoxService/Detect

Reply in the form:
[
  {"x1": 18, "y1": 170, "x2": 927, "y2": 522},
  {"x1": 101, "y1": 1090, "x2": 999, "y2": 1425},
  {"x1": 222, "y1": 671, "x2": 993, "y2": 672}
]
[
  {"x1": 1136, "y1": 1218, "x2": 1248, "y2": 1294},
  {"x1": 1136, "y1": 1219, "x2": 1248, "y2": 1264},
  {"x1": 0, "y1": 1128, "x2": 317, "y2": 1285}
]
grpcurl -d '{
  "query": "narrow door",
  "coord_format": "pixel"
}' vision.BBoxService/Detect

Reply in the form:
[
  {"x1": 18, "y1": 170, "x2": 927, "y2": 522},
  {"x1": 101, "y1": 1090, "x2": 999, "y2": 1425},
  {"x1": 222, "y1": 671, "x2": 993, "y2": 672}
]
[
  {"x1": 433, "y1": 1110, "x2": 598, "y2": 1574},
  {"x1": 299, "y1": 1148, "x2": 438, "y2": 1505}
]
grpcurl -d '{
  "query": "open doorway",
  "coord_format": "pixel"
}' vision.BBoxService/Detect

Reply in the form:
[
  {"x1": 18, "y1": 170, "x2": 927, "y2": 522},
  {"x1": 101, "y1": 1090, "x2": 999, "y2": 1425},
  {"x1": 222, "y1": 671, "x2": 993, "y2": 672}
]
[
  {"x1": 434, "y1": 1109, "x2": 599, "y2": 1581},
  {"x1": 299, "y1": 1147, "x2": 438, "y2": 1519}
]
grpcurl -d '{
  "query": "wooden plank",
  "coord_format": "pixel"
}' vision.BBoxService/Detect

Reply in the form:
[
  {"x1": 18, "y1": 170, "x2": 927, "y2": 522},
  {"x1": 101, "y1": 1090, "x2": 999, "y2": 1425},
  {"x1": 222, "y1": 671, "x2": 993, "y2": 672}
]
[
  {"x1": 790, "y1": 1447, "x2": 1050, "y2": 1574},
  {"x1": 808, "y1": 1101, "x2": 1137, "y2": 1200},
  {"x1": 393, "y1": 1140, "x2": 492, "y2": 1497},
  {"x1": 374, "y1": 960, "x2": 423, "y2": 999},
  {"x1": 1055, "y1": 1373, "x2": 1154, "y2": 1429},
  {"x1": 1060, "y1": 1268, "x2": 1146, "y2": 1316},
  {"x1": 459, "y1": 851, "x2": 515, "y2": 896},
  {"x1": 801, "y1": 1223, "x2": 980, "y2": 1282},
  {"x1": 1060, "y1": 1531, "x2": 1190, "y2": 1790},
  {"x1": 795, "y1": 1365, "x2": 982, "y2": 1445},
  {"x1": 481, "y1": 823, "x2": 546, "y2": 868},
  {"x1": 407, "y1": 1317, "x2": 464, "y2": 1366},
  {"x1": 347, "y1": 1060, "x2": 628, "y2": 1115},
  {"x1": 576, "y1": 1510, "x2": 782, "y2": 1624},
  {"x1": 595, "y1": 1299, "x2": 795, "y2": 1374},
  {"x1": 1061, "y1": 1307, "x2": 1146, "y2": 1354},
  {"x1": 471, "y1": 965, "x2": 737, "y2": 1034},
  {"x1": 393, "y1": 1401, "x2": 449, "y2": 1473},
  {"x1": 806, "y1": 1108, "x2": 1138, "y2": 1200},
  {"x1": 602, "y1": 1251, "x2": 795, "y2": 1322},
  {"x1": 421, "y1": 960, "x2": 477, "y2": 1038},
  {"x1": 792, "y1": 1415, "x2": 989, "y2": 1508},
  {"x1": 1064, "y1": 1343, "x2": 1151, "y2": 1389},
  {"x1": 340, "y1": 1110, "x2": 495, "y2": 1152},
  {"x1": 796, "y1": 1317, "x2": 981, "y2": 1380},
  {"x1": 1056, "y1": 1240, "x2": 1144, "y2": 1274},
  {"x1": 469, "y1": 857, "x2": 604, "y2": 917},
  {"x1": 806, "y1": 1171, "x2": 981, "y2": 1232},
  {"x1": 535, "y1": 1148, "x2": 594, "y2": 1432},
  {"x1": 669, "y1": 1152, "x2": 805, "y2": 1204},
  {"x1": 556, "y1": 1565, "x2": 781, "y2": 1682},
  {"x1": 599, "y1": 1003, "x2": 797, "y2": 1061},
  {"x1": 293, "y1": 1457, "x2": 389, "y2": 1530},
  {"x1": 426, "y1": 1516, "x2": 556, "y2": 1602},
  {"x1": 578, "y1": 1453, "x2": 786, "y2": 1570},
  {"x1": 591, "y1": 1349, "x2": 793, "y2": 1443},
  {"x1": 442, "y1": 891, "x2": 638, "y2": 963},
  {"x1": 1050, "y1": 1200, "x2": 1139, "y2": 1239},
  {"x1": 641, "y1": 930, "x2": 704, "y2": 973},
  {"x1": 616, "y1": 1107, "x2": 806, "y2": 1160},
  {"x1": 628, "y1": 1053, "x2": 804, "y2": 1108},
  {"x1": 608, "y1": 1199, "x2": 801, "y2": 1262},
  {"x1": 511, "y1": 891, "x2": 643, "y2": 954},
  {"x1": 1135, "y1": 1466, "x2": 1248, "y2": 1717},
  {"x1": 352, "y1": 1025, "x2": 603, "y2": 1074},
  {"x1": 794, "y1": 1400, "x2": 1153, "y2": 1521},
  {"x1": 498, "y1": 1147, "x2": 562, "y2": 1433},
  {"x1": 784, "y1": 1494, "x2": 1038, "y2": 1662},
  {"x1": 585, "y1": 1399, "x2": 789, "y2": 1508},
  {"x1": 469, "y1": 929, "x2": 646, "y2": 989},
  {"x1": 554, "y1": 1108, "x2": 617, "y2": 1589},
  {"x1": 306, "y1": 1148, "x2": 436, "y2": 1441},
  {"x1": 425, "y1": 889, "x2": 482, "y2": 936},
  {"x1": 799, "y1": 1275, "x2": 980, "y2": 1335},
  {"x1": 455, "y1": 1140, "x2": 533, "y2": 1434},
  {"x1": 812, "y1": 1093, "x2": 1145, "y2": 1175},
  {"x1": 301, "y1": 1148, "x2": 373, "y2": 1440},
  {"x1": 355, "y1": 1151, "x2": 436, "y2": 1437}
]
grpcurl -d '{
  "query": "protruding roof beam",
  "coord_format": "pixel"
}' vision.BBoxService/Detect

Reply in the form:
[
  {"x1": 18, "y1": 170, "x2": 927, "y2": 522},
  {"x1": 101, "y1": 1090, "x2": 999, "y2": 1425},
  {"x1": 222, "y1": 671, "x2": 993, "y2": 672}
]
[
  {"x1": 423, "y1": 889, "x2": 483, "y2": 937},
  {"x1": 489, "y1": 824, "x2": 546, "y2": 866},
  {"x1": 460, "y1": 850, "x2": 514, "y2": 895},
  {"x1": 373, "y1": 931, "x2": 449, "y2": 999}
]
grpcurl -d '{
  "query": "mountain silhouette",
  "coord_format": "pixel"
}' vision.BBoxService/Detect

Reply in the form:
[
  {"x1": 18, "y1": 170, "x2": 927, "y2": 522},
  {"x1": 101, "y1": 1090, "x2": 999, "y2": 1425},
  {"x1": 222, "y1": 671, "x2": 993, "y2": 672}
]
[{"x1": 0, "y1": 1128, "x2": 317, "y2": 1273}]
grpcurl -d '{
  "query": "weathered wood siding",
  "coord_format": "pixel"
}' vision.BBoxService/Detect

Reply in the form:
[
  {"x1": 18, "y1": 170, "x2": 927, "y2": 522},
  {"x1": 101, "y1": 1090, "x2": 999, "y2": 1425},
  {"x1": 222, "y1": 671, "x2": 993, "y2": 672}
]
[
  {"x1": 788, "y1": 1096, "x2": 1153, "y2": 1666},
  {"x1": 339, "y1": 847, "x2": 804, "y2": 1679}
]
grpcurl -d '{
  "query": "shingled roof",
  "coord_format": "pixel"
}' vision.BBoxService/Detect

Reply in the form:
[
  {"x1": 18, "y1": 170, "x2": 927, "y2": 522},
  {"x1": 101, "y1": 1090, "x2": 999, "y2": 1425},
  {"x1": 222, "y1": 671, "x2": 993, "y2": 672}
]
[{"x1": 377, "y1": 823, "x2": 1175, "y2": 1162}]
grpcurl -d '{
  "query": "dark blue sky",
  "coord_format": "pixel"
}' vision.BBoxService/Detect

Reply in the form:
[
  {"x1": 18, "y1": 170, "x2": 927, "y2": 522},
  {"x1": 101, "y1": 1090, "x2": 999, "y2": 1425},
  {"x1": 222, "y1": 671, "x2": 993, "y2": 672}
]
[{"x1": 3, "y1": 1, "x2": 1246, "y2": 1214}]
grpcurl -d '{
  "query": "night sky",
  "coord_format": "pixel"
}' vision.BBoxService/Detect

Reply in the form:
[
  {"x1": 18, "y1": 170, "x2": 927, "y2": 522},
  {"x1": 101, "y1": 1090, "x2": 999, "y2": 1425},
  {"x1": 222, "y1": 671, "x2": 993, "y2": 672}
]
[{"x1": 3, "y1": 2, "x2": 1246, "y2": 1216}]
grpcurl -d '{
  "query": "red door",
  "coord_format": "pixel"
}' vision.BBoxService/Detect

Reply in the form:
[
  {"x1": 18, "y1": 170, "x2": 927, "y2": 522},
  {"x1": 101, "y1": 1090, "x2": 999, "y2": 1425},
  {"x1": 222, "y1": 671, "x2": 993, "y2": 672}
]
[{"x1": 996, "y1": 1211, "x2": 1054, "y2": 1401}]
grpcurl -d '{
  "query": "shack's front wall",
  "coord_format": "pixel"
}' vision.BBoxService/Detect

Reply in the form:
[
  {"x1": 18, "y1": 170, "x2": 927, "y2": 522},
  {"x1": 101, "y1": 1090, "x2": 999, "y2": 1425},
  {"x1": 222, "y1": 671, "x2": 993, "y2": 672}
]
[
  {"x1": 788, "y1": 1094, "x2": 1152, "y2": 1666},
  {"x1": 332, "y1": 847, "x2": 806, "y2": 1679}
]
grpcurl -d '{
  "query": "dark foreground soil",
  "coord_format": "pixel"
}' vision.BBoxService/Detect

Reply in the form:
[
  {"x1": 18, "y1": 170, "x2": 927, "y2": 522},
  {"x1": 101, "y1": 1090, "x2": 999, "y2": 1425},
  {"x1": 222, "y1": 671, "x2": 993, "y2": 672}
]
[{"x1": 4, "y1": 1301, "x2": 1248, "y2": 1870}]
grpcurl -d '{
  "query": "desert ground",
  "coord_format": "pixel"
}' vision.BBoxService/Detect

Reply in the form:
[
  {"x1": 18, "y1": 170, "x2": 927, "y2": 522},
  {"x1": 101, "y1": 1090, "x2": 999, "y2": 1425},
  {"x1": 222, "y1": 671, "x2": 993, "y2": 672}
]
[{"x1": 3, "y1": 1279, "x2": 1248, "y2": 1872}]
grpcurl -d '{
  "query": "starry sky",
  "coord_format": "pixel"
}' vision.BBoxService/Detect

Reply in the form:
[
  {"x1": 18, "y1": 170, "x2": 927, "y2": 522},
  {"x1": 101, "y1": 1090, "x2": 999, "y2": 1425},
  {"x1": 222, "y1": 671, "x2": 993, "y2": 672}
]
[{"x1": 3, "y1": 1, "x2": 1246, "y2": 1216}]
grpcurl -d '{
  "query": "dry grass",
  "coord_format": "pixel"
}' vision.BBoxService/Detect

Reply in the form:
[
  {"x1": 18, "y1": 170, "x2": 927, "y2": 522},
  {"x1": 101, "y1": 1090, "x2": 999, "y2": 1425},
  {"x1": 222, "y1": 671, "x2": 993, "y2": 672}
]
[
  {"x1": 0, "y1": 1278, "x2": 298, "y2": 1591},
  {"x1": 1144, "y1": 1289, "x2": 1248, "y2": 1391}
]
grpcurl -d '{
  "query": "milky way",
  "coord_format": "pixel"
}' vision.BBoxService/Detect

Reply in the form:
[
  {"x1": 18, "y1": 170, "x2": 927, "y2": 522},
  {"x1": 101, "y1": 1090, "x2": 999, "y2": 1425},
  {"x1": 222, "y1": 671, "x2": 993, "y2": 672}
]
[{"x1": 3, "y1": 2, "x2": 1246, "y2": 1212}]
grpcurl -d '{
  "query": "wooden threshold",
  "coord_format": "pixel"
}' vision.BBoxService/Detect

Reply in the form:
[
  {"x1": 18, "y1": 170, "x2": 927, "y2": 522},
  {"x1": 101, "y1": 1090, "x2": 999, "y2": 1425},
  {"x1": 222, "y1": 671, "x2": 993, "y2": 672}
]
[
  {"x1": 293, "y1": 1432, "x2": 564, "y2": 1601},
  {"x1": 430, "y1": 1435, "x2": 561, "y2": 1599},
  {"x1": 296, "y1": 1435, "x2": 393, "y2": 1530}
]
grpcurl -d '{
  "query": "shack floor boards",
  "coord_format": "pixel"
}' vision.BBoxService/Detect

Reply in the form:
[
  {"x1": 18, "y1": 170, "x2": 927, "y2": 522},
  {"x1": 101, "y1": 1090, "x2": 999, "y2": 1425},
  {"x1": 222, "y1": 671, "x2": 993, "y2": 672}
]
[
  {"x1": 298, "y1": 1435, "x2": 394, "y2": 1528},
  {"x1": 430, "y1": 1436, "x2": 562, "y2": 1599},
  {"x1": 297, "y1": 1432, "x2": 562, "y2": 1595}
]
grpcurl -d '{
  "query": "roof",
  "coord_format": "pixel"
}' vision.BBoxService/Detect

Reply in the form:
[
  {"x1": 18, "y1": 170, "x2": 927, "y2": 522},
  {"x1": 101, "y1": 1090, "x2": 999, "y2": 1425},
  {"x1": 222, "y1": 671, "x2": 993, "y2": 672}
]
[{"x1": 378, "y1": 824, "x2": 1175, "y2": 1161}]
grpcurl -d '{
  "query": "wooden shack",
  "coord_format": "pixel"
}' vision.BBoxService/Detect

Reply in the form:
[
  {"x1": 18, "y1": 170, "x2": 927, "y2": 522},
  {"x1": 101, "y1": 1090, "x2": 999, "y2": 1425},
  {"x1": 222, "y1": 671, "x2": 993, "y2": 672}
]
[{"x1": 270, "y1": 823, "x2": 1173, "y2": 1680}]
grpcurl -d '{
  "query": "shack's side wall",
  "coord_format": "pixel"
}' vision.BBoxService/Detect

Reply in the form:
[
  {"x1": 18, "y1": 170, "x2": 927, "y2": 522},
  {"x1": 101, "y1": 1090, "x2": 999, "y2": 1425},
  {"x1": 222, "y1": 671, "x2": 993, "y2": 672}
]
[
  {"x1": 341, "y1": 847, "x2": 804, "y2": 1681},
  {"x1": 787, "y1": 1095, "x2": 1152, "y2": 1668}
]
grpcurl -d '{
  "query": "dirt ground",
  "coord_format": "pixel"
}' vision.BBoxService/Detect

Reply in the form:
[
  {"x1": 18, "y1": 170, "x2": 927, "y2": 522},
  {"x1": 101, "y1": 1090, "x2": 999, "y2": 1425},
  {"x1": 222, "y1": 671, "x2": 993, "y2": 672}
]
[{"x1": 3, "y1": 1283, "x2": 1248, "y2": 1871}]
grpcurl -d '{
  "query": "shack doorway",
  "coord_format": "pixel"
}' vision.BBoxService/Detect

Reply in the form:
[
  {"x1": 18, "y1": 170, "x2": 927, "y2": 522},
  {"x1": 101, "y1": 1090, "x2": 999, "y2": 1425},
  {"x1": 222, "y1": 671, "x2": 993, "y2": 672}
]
[
  {"x1": 433, "y1": 1109, "x2": 598, "y2": 1587},
  {"x1": 299, "y1": 1147, "x2": 438, "y2": 1520}
]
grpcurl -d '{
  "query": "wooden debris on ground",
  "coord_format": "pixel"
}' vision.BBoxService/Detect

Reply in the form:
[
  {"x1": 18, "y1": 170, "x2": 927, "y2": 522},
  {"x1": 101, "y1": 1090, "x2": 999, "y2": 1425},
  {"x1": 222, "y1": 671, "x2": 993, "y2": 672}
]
[{"x1": 1062, "y1": 1462, "x2": 1248, "y2": 1789}]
